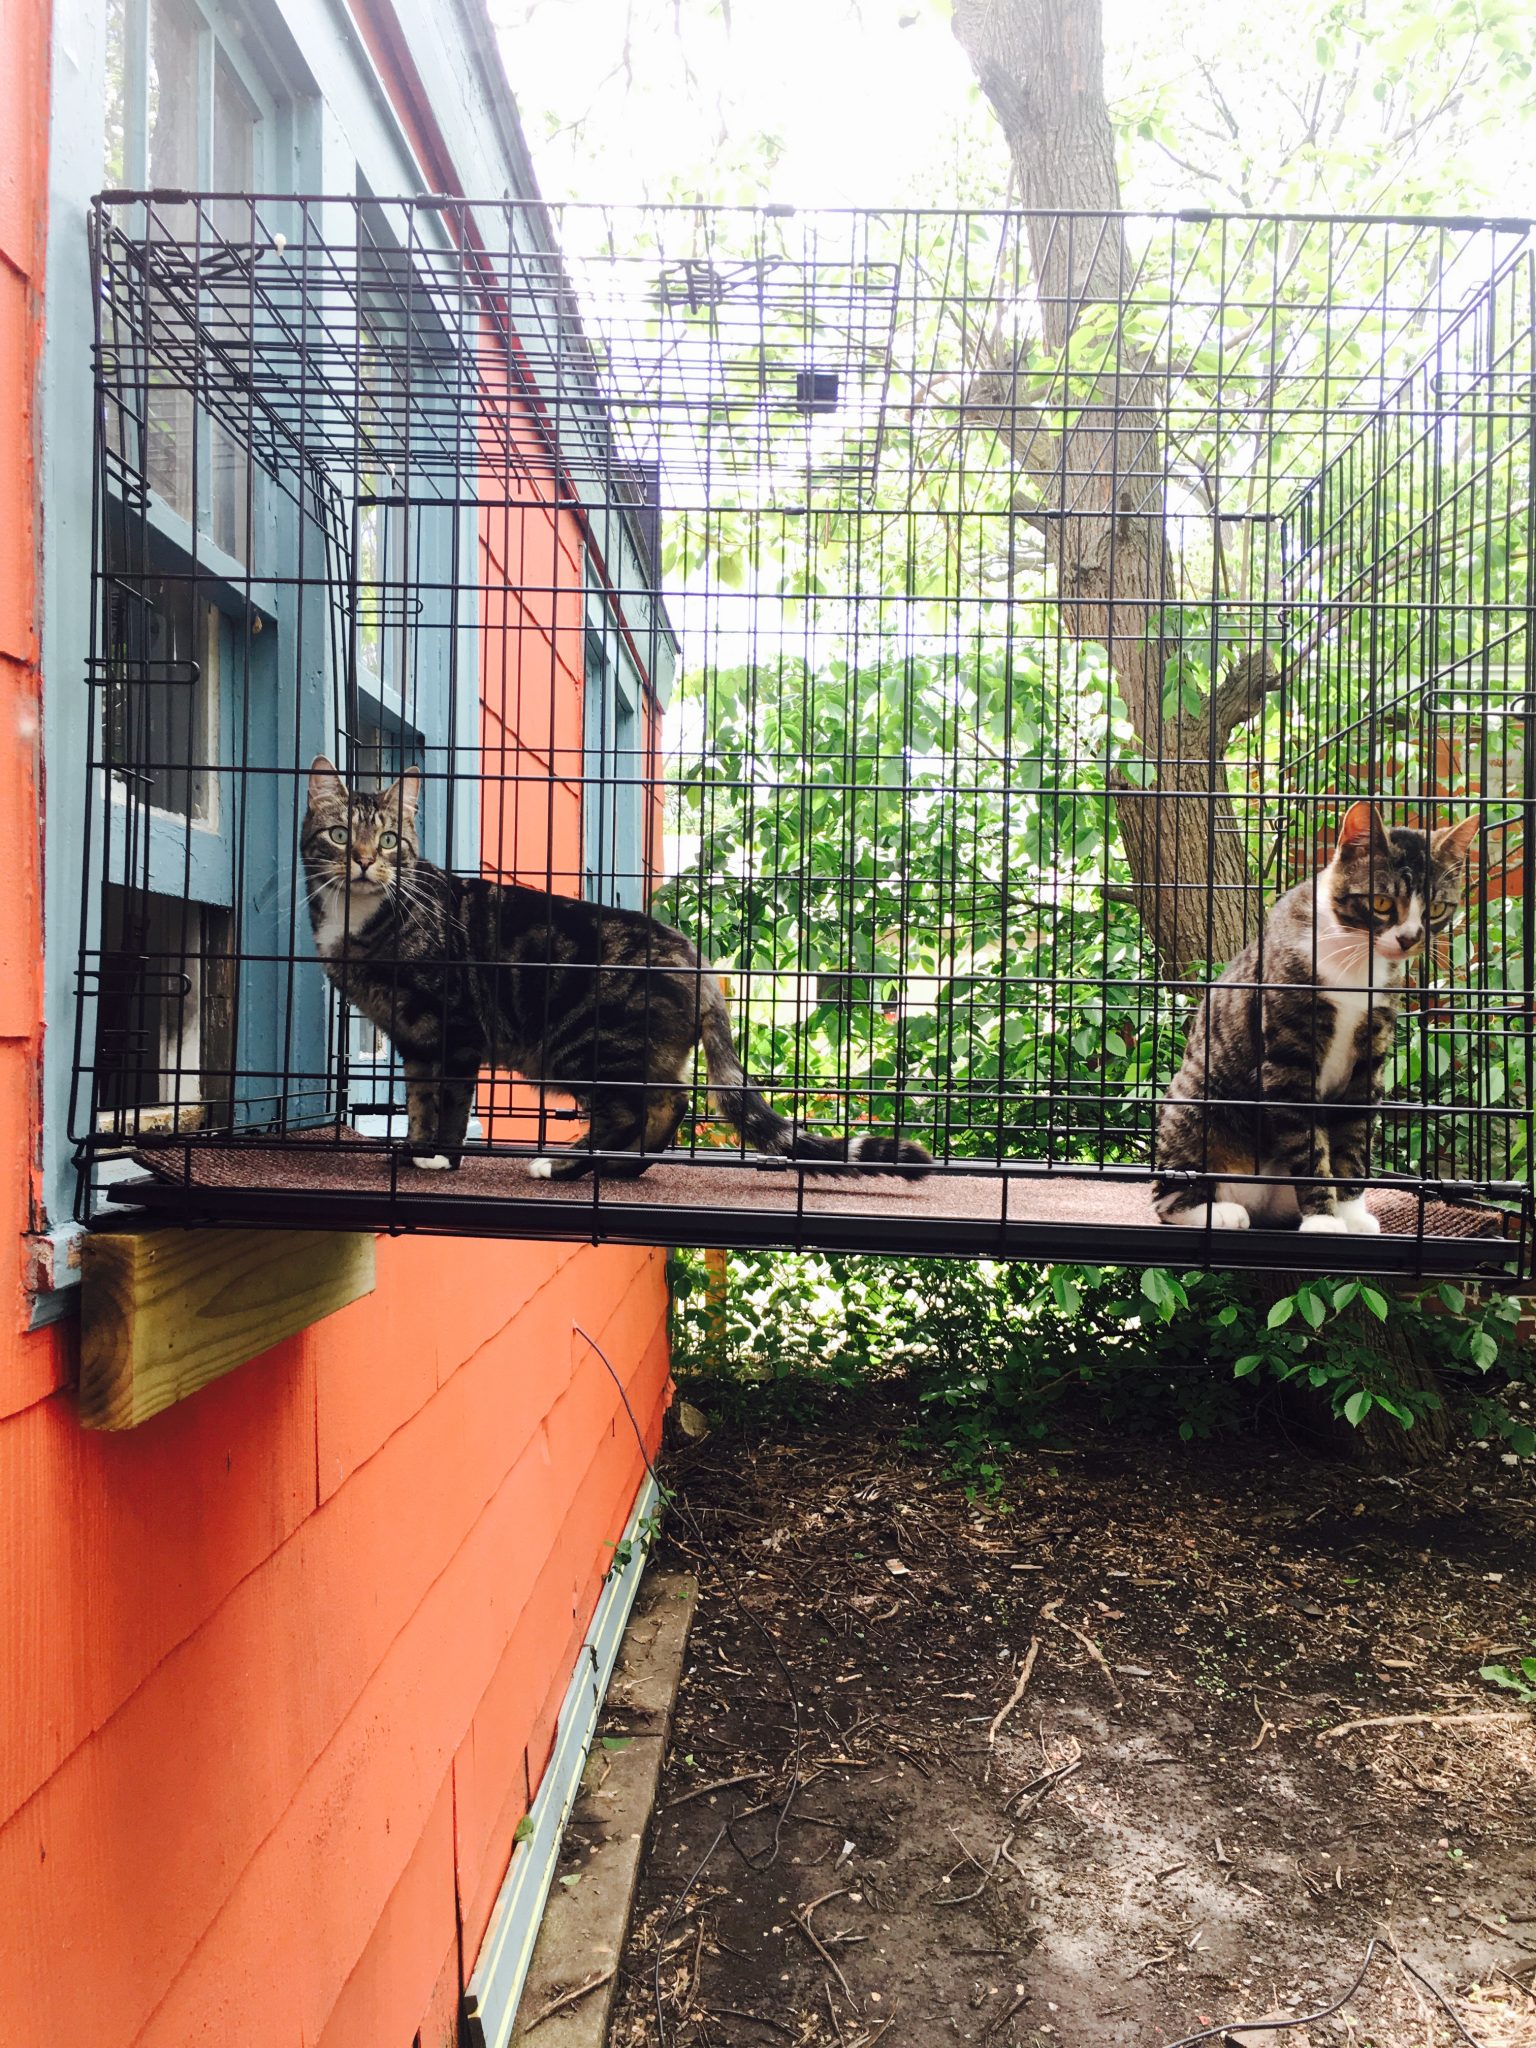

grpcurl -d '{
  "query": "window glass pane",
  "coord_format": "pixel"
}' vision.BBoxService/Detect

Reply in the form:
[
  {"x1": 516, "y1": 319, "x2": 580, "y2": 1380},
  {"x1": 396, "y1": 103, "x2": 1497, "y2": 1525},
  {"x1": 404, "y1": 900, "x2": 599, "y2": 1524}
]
[
  {"x1": 212, "y1": 51, "x2": 254, "y2": 191},
  {"x1": 147, "y1": 0, "x2": 199, "y2": 190},
  {"x1": 210, "y1": 49, "x2": 256, "y2": 242},
  {"x1": 145, "y1": 0, "x2": 199, "y2": 529},
  {"x1": 106, "y1": 575, "x2": 218, "y2": 820},
  {"x1": 358, "y1": 329, "x2": 404, "y2": 688},
  {"x1": 104, "y1": 0, "x2": 127, "y2": 186}
]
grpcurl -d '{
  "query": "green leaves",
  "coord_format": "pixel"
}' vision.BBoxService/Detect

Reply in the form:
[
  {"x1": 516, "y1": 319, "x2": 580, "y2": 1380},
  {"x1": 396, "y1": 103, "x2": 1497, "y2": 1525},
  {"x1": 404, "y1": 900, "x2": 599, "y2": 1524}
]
[
  {"x1": 1480, "y1": 1654, "x2": 1536, "y2": 1705},
  {"x1": 1050, "y1": 1269, "x2": 1081, "y2": 1316},
  {"x1": 1140, "y1": 1268, "x2": 1189, "y2": 1321}
]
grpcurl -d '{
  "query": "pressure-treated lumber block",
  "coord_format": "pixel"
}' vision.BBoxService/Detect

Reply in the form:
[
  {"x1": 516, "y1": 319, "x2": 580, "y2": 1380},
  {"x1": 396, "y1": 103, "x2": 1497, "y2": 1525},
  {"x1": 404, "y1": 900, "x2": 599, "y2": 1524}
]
[{"x1": 79, "y1": 1228, "x2": 376, "y2": 1430}]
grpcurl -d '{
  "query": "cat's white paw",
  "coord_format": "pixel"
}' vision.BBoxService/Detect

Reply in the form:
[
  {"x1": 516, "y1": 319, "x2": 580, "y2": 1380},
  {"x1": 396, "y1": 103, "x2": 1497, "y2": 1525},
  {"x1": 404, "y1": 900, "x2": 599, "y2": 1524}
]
[
  {"x1": 1298, "y1": 1213, "x2": 1349, "y2": 1234},
  {"x1": 1205, "y1": 1201, "x2": 1251, "y2": 1231},
  {"x1": 410, "y1": 1154, "x2": 452, "y2": 1171},
  {"x1": 1336, "y1": 1197, "x2": 1382, "y2": 1235},
  {"x1": 527, "y1": 1157, "x2": 553, "y2": 1180}
]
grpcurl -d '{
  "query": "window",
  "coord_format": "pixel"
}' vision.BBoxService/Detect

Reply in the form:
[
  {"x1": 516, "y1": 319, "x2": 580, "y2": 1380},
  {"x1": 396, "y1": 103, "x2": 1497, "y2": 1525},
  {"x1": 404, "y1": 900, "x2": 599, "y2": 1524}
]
[
  {"x1": 90, "y1": 0, "x2": 291, "y2": 1152},
  {"x1": 95, "y1": 887, "x2": 232, "y2": 1134},
  {"x1": 583, "y1": 612, "x2": 646, "y2": 912},
  {"x1": 107, "y1": 0, "x2": 269, "y2": 564},
  {"x1": 104, "y1": 567, "x2": 220, "y2": 823}
]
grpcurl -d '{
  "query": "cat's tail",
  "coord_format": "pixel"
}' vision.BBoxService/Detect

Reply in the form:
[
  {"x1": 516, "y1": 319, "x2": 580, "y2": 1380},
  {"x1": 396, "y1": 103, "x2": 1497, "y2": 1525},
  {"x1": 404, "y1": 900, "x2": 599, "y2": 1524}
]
[{"x1": 698, "y1": 977, "x2": 933, "y2": 1177}]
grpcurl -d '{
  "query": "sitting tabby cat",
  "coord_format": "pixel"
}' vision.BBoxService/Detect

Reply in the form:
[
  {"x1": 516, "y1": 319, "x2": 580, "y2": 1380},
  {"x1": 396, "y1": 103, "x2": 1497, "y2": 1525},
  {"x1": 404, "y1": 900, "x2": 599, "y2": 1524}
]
[
  {"x1": 1153, "y1": 802, "x2": 1479, "y2": 1234},
  {"x1": 301, "y1": 758, "x2": 933, "y2": 1180}
]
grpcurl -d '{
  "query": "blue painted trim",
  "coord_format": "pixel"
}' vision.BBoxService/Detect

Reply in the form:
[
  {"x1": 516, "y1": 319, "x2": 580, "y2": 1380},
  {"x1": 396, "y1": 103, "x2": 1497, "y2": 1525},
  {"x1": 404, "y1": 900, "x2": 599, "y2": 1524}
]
[{"x1": 463, "y1": 1474, "x2": 661, "y2": 2048}]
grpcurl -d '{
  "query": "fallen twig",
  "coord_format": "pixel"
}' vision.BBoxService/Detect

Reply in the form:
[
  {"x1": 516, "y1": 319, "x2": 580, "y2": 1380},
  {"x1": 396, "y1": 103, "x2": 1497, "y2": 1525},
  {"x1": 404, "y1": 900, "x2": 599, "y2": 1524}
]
[
  {"x1": 519, "y1": 1968, "x2": 615, "y2": 2031},
  {"x1": 793, "y1": 1887, "x2": 855, "y2": 2001},
  {"x1": 1132, "y1": 1947, "x2": 1178, "y2": 1978},
  {"x1": 1249, "y1": 1696, "x2": 1276, "y2": 1751},
  {"x1": 1316, "y1": 1708, "x2": 1529, "y2": 1743},
  {"x1": 1008, "y1": 1752, "x2": 1083, "y2": 1817},
  {"x1": 934, "y1": 1831, "x2": 1013, "y2": 1905},
  {"x1": 1042, "y1": 1600, "x2": 1122, "y2": 1707},
  {"x1": 988, "y1": 1638, "x2": 1041, "y2": 1746},
  {"x1": 704, "y1": 2005, "x2": 797, "y2": 2040},
  {"x1": 660, "y1": 1770, "x2": 767, "y2": 1811},
  {"x1": 982, "y1": 1989, "x2": 1030, "y2": 2038}
]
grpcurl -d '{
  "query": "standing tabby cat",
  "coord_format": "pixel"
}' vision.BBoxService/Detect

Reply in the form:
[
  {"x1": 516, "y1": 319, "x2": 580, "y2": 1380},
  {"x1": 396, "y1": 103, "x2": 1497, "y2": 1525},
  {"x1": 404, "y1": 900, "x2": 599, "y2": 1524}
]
[
  {"x1": 301, "y1": 758, "x2": 932, "y2": 1179},
  {"x1": 1153, "y1": 802, "x2": 1479, "y2": 1234}
]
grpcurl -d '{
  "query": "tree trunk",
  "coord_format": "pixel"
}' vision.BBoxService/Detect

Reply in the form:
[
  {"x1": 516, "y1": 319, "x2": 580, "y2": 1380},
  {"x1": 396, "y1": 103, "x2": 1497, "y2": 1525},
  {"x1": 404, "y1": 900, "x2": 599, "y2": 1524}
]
[
  {"x1": 953, "y1": 1, "x2": 1456, "y2": 1470},
  {"x1": 951, "y1": 0, "x2": 1279, "y2": 976}
]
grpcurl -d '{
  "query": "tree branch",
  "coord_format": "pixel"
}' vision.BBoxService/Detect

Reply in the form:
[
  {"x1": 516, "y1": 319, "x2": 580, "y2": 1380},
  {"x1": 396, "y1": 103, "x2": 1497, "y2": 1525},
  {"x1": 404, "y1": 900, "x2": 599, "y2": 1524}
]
[{"x1": 1211, "y1": 648, "x2": 1283, "y2": 743}]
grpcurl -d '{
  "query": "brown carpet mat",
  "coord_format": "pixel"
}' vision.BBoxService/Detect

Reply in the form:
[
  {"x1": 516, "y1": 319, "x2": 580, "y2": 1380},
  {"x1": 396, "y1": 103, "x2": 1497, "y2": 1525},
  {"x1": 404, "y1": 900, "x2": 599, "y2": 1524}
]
[{"x1": 124, "y1": 1130, "x2": 1512, "y2": 1242}]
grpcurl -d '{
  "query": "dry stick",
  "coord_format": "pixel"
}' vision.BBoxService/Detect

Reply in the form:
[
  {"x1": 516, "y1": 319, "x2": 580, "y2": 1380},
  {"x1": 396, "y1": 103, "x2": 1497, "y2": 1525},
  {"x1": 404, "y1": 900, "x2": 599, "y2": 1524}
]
[
  {"x1": 826, "y1": 1979, "x2": 848, "y2": 2048},
  {"x1": 988, "y1": 1637, "x2": 1041, "y2": 1746},
  {"x1": 1494, "y1": 1963, "x2": 1536, "y2": 2003},
  {"x1": 1042, "y1": 1599, "x2": 1122, "y2": 1708},
  {"x1": 1009, "y1": 1755, "x2": 1083, "y2": 1819},
  {"x1": 519, "y1": 1968, "x2": 616, "y2": 2032},
  {"x1": 935, "y1": 1833, "x2": 1012, "y2": 1906},
  {"x1": 704, "y1": 2007, "x2": 797, "y2": 2041},
  {"x1": 793, "y1": 1888, "x2": 855, "y2": 2002},
  {"x1": 1316, "y1": 1708, "x2": 1529, "y2": 1744},
  {"x1": 983, "y1": 1990, "x2": 1030, "y2": 2039},
  {"x1": 660, "y1": 1771, "x2": 767, "y2": 1810}
]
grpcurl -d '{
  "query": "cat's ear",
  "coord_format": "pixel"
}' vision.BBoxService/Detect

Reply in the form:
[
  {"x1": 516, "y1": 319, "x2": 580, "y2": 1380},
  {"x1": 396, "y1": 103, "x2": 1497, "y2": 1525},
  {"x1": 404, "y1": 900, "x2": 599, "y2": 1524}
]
[
  {"x1": 308, "y1": 755, "x2": 347, "y2": 808},
  {"x1": 1432, "y1": 813, "x2": 1480, "y2": 864},
  {"x1": 1335, "y1": 801, "x2": 1390, "y2": 861},
  {"x1": 379, "y1": 766, "x2": 421, "y2": 826}
]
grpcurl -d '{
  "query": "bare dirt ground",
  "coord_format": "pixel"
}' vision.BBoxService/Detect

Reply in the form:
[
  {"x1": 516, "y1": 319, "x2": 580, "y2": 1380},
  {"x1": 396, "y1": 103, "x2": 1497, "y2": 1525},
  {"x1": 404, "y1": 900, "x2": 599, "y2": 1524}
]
[{"x1": 594, "y1": 1400, "x2": 1536, "y2": 2048}]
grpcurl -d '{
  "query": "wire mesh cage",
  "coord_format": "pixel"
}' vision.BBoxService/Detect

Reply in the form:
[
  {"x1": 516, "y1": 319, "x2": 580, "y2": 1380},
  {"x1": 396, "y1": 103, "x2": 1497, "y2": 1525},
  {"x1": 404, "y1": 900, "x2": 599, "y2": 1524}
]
[{"x1": 75, "y1": 196, "x2": 1535, "y2": 1273}]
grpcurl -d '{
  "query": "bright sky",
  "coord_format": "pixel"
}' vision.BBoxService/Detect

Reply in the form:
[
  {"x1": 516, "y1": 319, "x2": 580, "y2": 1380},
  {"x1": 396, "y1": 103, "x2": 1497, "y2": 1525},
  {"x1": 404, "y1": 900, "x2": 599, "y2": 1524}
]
[
  {"x1": 493, "y1": 0, "x2": 1534, "y2": 217},
  {"x1": 492, "y1": 0, "x2": 995, "y2": 208}
]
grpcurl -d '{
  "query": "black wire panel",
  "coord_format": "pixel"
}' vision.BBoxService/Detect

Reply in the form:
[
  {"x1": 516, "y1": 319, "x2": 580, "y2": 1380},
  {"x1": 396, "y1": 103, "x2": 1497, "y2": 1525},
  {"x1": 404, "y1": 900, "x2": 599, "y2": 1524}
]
[{"x1": 72, "y1": 197, "x2": 1536, "y2": 1275}]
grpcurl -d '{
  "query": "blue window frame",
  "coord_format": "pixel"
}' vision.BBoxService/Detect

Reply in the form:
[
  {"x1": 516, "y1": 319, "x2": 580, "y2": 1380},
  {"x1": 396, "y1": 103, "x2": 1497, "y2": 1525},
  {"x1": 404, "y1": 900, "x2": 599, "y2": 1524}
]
[{"x1": 583, "y1": 601, "x2": 646, "y2": 913}]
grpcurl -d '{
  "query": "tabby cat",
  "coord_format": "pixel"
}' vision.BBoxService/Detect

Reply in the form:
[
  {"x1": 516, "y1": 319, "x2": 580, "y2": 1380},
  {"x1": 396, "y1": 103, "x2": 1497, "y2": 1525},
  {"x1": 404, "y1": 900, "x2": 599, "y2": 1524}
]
[
  {"x1": 301, "y1": 758, "x2": 933, "y2": 1179},
  {"x1": 1152, "y1": 802, "x2": 1479, "y2": 1234}
]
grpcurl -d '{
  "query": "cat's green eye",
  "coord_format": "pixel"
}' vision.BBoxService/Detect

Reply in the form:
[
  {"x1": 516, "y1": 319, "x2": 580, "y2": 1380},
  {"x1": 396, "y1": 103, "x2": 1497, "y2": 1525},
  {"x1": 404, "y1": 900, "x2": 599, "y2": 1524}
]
[
  {"x1": 326, "y1": 825, "x2": 349, "y2": 846},
  {"x1": 1370, "y1": 892, "x2": 1394, "y2": 917},
  {"x1": 377, "y1": 831, "x2": 399, "y2": 849}
]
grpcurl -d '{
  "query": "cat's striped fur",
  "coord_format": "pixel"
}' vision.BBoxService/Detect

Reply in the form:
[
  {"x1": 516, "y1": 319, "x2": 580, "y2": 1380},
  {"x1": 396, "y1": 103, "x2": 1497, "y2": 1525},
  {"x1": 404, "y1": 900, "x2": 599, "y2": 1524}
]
[
  {"x1": 1152, "y1": 803, "x2": 1479, "y2": 1234},
  {"x1": 302, "y1": 759, "x2": 933, "y2": 1180}
]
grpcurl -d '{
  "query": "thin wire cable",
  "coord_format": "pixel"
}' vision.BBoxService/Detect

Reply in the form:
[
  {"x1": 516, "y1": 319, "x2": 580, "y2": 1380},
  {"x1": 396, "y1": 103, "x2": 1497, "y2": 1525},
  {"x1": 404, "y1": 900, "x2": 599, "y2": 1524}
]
[{"x1": 1156, "y1": 1938, "x2": 1484, "y2": 2048}]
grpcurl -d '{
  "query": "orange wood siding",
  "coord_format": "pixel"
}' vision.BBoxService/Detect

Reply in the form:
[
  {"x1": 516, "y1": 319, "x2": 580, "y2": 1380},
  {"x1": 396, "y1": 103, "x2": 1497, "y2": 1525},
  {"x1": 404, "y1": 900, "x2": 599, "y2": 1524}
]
[{"x1": 0, "y1": 18, "x2": 673, "y2": 2047}]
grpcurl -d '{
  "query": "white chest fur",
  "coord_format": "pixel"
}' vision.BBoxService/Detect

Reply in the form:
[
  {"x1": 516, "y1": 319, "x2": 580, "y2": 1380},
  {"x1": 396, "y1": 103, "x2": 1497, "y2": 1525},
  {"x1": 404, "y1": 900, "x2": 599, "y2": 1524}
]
[
  {"x1": 311, "y1": 884, "x2": 383, "y2": 962},
  {"x1": 1317, "y1": 987, "x2": 1370, "y2": 1098},
  {"x1": 1310, "y1": 913, "x2": 1402, "y2": 1100}
]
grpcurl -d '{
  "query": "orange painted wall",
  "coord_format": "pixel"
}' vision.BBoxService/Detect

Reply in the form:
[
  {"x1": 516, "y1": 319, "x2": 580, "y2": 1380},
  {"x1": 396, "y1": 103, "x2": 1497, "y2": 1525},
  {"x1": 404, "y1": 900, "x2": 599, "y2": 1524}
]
[{"x1": 0, "y1": 11, "x2": 672, "y2": 2046}]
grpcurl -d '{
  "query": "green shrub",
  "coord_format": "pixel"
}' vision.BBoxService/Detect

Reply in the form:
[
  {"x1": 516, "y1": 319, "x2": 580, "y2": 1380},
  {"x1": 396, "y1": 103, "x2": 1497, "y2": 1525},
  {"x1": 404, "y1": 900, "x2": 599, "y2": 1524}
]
[{"x1": 669, "y1": 1249, "x2": 1536, "y2": 1489}]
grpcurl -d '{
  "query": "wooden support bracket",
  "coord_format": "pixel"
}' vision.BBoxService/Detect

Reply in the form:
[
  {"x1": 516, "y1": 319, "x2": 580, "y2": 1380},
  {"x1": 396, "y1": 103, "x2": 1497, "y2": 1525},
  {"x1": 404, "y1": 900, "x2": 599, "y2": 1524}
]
[{"x1": 79, "y1": 1228, "x2": 376, "y2": 1430}]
